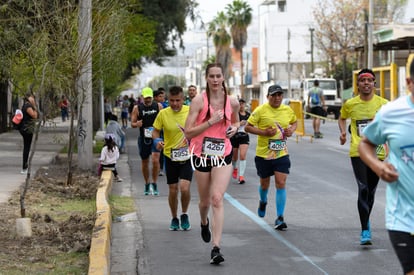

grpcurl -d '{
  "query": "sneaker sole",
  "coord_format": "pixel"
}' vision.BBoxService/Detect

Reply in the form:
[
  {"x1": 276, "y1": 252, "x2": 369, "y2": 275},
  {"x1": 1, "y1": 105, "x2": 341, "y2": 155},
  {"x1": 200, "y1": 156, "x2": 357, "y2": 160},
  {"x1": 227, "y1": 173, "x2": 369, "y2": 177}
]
[
  {"x1": 210, "y1": 255, "x2": 224, "y2": 265},
  {"x1": 274, "y1": 223, "x2": 287, "y2": 230},
  {"x1": 169, "y1": 227, "x2": 179, "y2": 231},
  {"x1": 181, "y1": 224, "x2": 191, "y2": 231},
  {"x1": 360, "y1": 240, "x2": 372, "y2": 245}
]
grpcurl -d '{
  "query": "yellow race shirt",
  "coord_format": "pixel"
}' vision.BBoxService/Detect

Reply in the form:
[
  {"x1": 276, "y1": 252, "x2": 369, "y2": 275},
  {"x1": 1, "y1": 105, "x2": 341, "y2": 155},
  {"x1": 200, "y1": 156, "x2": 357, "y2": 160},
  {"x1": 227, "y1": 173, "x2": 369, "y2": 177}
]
[
  {"x1": 153, "y1": 105, "x2": 190, "y2": 160},
  {"x1": 247, "y1": 102, "x2": 297, "y2": 159},
  {"x1": 340, "y1": 94, "x2": 388, "y2": 158}
]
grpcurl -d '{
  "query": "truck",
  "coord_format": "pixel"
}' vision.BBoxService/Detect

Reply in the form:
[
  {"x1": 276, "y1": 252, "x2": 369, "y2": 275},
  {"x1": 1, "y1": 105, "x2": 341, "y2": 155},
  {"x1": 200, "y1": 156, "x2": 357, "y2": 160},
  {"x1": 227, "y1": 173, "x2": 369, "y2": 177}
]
[{"x1": 301, "y1": 77, "x2": 342, "y2": 119}]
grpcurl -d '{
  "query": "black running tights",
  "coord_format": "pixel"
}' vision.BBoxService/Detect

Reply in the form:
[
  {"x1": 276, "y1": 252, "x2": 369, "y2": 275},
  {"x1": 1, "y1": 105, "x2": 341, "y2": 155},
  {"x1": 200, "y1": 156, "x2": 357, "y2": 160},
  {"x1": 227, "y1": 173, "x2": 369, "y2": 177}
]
[
  {"x1": 351, "y1": 157, "x2": 380, "y2": 231},
  {"x1": 20, "y1": 131, "x2": 33, "y2": 170}
]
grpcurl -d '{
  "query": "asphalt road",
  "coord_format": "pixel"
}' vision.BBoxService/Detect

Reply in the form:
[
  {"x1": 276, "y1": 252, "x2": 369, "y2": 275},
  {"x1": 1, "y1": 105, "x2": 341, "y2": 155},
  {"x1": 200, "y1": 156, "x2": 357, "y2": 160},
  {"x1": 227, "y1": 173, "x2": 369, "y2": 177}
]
[{"x1": 123, "y1": 118, "x2": 402, "y2": 275}]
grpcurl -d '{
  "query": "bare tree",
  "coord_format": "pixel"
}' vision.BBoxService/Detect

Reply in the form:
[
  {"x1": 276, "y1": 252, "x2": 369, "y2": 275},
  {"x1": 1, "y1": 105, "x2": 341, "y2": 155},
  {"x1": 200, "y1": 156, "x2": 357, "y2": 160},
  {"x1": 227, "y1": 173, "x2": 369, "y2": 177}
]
[{"x1": 312, "y1": 0, "x2": 409, "y2": 77}]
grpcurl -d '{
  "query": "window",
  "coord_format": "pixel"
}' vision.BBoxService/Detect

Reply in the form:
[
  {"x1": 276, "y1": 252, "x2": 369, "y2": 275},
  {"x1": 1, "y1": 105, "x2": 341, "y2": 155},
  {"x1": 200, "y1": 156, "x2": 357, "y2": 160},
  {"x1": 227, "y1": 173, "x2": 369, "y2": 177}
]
[{"x1": 278, "y1": 0, "x2": 286, "y2": 12}]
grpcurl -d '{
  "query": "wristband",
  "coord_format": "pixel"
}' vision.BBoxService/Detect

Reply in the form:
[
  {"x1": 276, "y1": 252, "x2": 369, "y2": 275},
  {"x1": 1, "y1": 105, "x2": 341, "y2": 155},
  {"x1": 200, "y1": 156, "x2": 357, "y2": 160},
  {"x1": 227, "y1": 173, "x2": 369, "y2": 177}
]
[{"x1": 154, "y1": 137, "x2": 163, "y2": 145}]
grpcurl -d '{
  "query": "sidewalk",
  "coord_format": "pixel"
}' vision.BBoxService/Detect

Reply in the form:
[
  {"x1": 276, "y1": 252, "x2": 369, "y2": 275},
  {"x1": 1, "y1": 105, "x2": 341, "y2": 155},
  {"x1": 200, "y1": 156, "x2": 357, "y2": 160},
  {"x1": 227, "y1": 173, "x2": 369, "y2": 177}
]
[{"x1": 0, "y1": 117, "x2": 73, "y2": 203}]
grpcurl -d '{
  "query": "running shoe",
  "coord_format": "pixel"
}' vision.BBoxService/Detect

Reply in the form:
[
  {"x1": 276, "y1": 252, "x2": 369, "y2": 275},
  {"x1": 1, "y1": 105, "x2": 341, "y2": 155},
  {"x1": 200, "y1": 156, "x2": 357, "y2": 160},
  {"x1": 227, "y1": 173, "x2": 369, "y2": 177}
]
[
  {"x1": 152, "y1": 183, "x2": 159, "y2": 196},
  {"x1": 201, "y1": 218, "x2": 211, "y2": 243},
  {"x1": 180, "y1": 214, "x2": 191, "y2": 231},
  {"x1": 274, "y1": 216, "x2": 287, "y2": 230},
  {"x1": 360, "y1": 230, "x2": 372, "y2": 245},
  {"x1": 115, "y1": 176, "x2": 123, "y2": 182},
  {"x1": 257, "y1": 200, "x2": 267, "y2": 217},
  {"x1": 159, "y1": 171, "x2": 164, "y2": 176},
  {"x1": 232, "y1": 168, "x2": 238, "y2": 179},
  {"x1": 20, "y1": 169, "x2": 28, "y2": 174},
  {"x1": 238, "y1": 176, "x2": 245, "y2": 184},
  {"x1": 169, "y1": 217, "x2": 180, "y2": 231},
  {"x1": 144, "y1": 184, "x2": 151, "y2": 196},
  {"x1": 210, "y1": 246, "x2": 224, "y2": 265}
]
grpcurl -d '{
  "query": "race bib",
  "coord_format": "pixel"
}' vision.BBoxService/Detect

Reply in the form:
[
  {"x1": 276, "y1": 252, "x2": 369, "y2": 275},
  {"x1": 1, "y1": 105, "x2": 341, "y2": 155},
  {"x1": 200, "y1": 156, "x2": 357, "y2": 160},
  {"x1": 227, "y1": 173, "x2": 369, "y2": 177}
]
[
  {"x1": 171, "y1": 147, "x2": 190, "y2": 162},
  {"x1": 268, "y1": 139, "x2": 287, "y2": 151},
  {"x1": 202, "y1": 137, "x2": 225, "y2": 157},
  {"x1": 356, "y1": 119, "x2": 370, "y2": 137},
  {"x1": 144, "y1": 127, "x2": 153, "y2": 138}
]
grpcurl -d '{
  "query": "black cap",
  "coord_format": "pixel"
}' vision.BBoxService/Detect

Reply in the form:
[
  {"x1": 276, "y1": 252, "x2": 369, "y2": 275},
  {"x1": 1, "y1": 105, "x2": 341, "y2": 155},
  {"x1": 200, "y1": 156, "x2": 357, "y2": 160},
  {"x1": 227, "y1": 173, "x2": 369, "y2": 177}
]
[{"x1": 268, "y1": 84, "x2": 284, "y2": 95}]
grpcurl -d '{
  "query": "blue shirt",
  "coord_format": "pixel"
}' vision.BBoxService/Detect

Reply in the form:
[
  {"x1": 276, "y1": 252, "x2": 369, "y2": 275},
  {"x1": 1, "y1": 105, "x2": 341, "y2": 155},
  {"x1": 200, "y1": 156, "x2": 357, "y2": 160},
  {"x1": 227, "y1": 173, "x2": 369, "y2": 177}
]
[{"x1": 363, "y1": 95, "x2": 414, "y2": 233}]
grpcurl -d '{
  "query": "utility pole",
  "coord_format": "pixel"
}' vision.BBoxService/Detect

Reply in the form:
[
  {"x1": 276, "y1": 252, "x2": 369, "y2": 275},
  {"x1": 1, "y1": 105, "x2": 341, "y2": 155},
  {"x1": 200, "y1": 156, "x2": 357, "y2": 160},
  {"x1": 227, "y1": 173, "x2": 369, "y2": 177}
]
[
  {"x1": 367, "y1": 0, "x2": 374, "y2": 68},
  {"x1": 287, "y1": 29, "x2": 291, "y2": 98},
  {"x1": 309, "y1": 28, "x2": 315, "y2": 73},
  {"x1": 77, "y1": 0, "x2": 93, "y2": 170}
]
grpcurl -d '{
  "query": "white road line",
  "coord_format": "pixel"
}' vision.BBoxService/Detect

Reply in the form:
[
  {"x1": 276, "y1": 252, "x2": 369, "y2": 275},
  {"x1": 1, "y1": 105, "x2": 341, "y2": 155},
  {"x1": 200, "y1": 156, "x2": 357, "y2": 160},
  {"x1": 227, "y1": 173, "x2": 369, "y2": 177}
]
[{"x1": 224, "y1": 192, "x2": 329, "y2": 275}]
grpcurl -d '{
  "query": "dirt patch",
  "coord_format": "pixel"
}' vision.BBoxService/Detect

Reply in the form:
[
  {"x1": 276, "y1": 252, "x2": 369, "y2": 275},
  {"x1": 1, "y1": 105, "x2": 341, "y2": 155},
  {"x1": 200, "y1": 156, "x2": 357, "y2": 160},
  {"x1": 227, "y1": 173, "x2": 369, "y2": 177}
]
[{"x1": 0, "y1": 156, "x2": 99, "y2": 273}]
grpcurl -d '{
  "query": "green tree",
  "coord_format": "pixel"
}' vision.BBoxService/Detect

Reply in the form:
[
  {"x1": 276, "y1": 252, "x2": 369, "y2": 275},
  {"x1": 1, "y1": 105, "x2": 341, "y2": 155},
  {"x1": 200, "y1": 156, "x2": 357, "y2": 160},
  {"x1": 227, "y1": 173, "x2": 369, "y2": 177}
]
[
  {"x1": 147, "y1": 74, "x2": 186, "y2": 92},
  {"x1": 226, "y1": 0, "x2": 252, "y2": 97},
  {"x1": 207, "y1": 11, "x2": 232, "y2": 82},
  {"x1": 130, "y1": 0, "x2": 198, "y2": 70}
]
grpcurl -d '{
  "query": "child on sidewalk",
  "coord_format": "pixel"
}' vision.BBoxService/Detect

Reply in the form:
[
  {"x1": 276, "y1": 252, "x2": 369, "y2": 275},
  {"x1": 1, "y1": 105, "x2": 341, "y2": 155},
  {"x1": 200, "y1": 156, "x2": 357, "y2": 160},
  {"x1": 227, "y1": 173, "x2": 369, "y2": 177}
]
[{"x1": 99, "y1": 133, "x2": 122, "y2": 182}]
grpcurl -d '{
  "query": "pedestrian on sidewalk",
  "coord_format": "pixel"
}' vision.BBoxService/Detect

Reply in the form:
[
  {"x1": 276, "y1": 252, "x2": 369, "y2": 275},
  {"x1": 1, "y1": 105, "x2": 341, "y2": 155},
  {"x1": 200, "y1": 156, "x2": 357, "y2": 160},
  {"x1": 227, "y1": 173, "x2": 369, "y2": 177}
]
[
  {"x1": 131, "y1": 87, "x2": 163, "y2": 196},
  {"x1": 104, "y1": 97, "x2": 112, "y2": 126},
  {"x1": 19, "y1": 92, "x2": 38, "y2": 174},
  {"x1": 231, "y1": 98, "x2": 251, "y2": 184},
  {"x1": 185, "y1": 63, "x2": 240, "y2": 265},
  {"x1": 307, "y1": 79, "x2": 326, "y2": 138},
  {"x1": 106, "y1": 114, "x2": 125, "y2": 154},
  {"x1": 152, "y1": 86, "x2": 193, "y2": 231},
  {"x1": 338, "y1": 68, "x2": 388, "y2": 245},
  {"x1": 59, "y1": 95, "x2": 69, "y2": 122},
  {"x1": 121, "y1": 95, "x2": 129, "y2": 129},
  {"x1": 99, "y1": 133, "x2": 122, "y2": 182},
  {"x1": 358, "y1": 60, "x2": 414, "y2": 275},
  {"x1": 245, "y1": 84, "x2": 297, "y2": 231}
]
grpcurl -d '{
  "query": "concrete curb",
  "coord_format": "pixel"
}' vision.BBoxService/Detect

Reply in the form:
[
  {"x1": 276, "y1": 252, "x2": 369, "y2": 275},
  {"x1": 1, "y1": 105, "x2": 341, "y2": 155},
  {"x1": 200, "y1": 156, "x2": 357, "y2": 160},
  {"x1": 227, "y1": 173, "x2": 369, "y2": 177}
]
[{"x1": 88, "y1": 170, "x2": 113, "y2": 275}]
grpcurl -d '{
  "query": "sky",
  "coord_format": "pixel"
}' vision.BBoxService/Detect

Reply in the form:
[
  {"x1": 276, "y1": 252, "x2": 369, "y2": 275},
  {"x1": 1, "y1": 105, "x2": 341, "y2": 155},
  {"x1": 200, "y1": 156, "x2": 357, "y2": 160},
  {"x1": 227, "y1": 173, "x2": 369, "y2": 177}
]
[
  {"x1": 181, "y1": 0, "x2": 414, "y2": 56},
  {"x1": 191, "y1": 0, "x2": 414, "y2": 24}
]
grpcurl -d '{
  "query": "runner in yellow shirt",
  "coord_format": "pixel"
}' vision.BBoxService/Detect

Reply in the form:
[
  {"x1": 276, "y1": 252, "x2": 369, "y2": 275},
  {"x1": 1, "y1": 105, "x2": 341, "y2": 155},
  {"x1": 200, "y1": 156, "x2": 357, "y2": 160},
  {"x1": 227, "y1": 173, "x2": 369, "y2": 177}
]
[
  {"x1": 338, "y1": 68, "x2": 388, "y2": 245},
  {"x1": 245, "y1": 84, "x2": 297, "y2": 230},
  {"x1": 153, "y1": 86, "x2": 193, "y2": 231}
]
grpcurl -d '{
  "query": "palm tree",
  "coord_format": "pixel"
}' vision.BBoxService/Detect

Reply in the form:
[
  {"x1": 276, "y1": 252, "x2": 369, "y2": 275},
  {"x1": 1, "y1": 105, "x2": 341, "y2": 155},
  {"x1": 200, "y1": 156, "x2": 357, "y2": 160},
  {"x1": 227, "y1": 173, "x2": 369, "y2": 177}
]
[
  {"x1": 207, "y1": 11, "x2": 232, "y2": 83},
  {"x1": 226, "y1": 0, "x2": 252, "y2": 98}
]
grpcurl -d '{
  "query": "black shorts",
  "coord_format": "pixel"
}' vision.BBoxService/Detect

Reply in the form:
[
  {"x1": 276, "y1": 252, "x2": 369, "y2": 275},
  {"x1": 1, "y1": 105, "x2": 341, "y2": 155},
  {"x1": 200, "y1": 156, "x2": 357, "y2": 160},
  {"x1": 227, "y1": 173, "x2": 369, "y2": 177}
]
[
  {"x1": 191, "y1": 153, "x2": 232, "y2": 173},
  {"x1": 388, "y1": 230, "x2": 414, "y2": 274},
  {"x1": 254, "y1": 155, "x2": 291, "y2": 178},
  {"x1": 138, "y1": 136, "x2": 157, "y2": 160},
  {"x1": 164, "y1": 156, "x2": 193, "y2": 184},
  {"x1": 230, "y1": 133, "x2": 249, "y2": 148},
  {"x1": 310, "y1": 106, "x2": 326, "y2": 117}
]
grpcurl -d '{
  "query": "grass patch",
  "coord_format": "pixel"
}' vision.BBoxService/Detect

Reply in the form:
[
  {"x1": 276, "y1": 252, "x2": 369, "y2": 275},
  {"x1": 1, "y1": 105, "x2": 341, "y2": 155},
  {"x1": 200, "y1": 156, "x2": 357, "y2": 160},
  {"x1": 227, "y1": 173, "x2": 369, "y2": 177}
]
[
  {"x1": 109, "y1": 195, "x2": 136, "y2": 218},
  {"x1": 0, "y1": 252, "x2": 88, "y2": 275}
]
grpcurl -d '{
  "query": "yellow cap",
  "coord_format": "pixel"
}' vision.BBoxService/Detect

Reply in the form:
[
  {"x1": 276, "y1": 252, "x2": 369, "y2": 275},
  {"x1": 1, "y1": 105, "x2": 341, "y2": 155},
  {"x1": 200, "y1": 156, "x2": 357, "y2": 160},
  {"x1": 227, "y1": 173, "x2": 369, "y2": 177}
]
[{"x1": 142, "y1": 87, "x2": 153, "y2": 98}]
